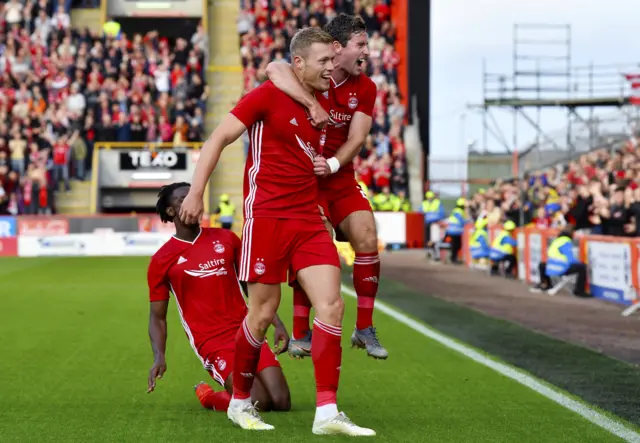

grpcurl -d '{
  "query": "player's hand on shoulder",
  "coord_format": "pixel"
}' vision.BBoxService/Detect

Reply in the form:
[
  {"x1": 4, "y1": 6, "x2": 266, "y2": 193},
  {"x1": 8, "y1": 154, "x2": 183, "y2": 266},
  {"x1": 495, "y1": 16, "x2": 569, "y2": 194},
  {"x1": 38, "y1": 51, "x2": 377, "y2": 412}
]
[
  {"x1": 179, "y1": 190, "x2": 204, "y2": 225},
  {"x1": 147, "y1": 359, "x2": 167, "y2": 393},
  {"x1": 314, "y1": 155, "x2": 331, "y2": 177},
  {"x1": 309, "y1": 100, "x2": 329, "y2": 128}
]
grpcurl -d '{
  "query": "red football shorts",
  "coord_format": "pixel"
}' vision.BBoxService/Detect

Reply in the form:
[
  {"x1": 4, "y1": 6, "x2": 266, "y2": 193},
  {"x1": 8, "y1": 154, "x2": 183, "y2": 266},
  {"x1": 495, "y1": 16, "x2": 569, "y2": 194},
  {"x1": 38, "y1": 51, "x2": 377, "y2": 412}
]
[
  {"x1": 199, "y1": 341, "x2": 280, "y2": 387},
  {"x1": 319, "y1": 175, "x2": 372, "y2": 241},
  {"x1": 239, "y1": 217, "x2": 340, "y2": 284}
]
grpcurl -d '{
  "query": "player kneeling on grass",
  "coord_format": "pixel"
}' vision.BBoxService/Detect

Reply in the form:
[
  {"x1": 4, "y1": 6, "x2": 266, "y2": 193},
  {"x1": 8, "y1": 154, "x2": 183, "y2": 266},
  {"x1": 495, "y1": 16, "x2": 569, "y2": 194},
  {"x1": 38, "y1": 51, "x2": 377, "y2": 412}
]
[{"x1": 146, "y1": 182, "x2": 291, "y2": 413}]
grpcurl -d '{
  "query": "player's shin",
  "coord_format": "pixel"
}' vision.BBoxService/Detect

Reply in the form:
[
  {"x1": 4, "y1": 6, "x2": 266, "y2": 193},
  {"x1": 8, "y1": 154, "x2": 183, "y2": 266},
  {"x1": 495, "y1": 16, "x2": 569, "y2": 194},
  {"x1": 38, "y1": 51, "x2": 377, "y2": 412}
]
[
  {"x1": 311, "y1": 318, "x2": 342, "y2": 421},
  {"x1": 231, "y1": 318, "x2": 264, "y2": 406},
  {"x1": 293, "y1": 285, "x2": 312, "y2": 338},
  {"x1": 353, "y1": 252, "x2": 380, "y2": 329}
]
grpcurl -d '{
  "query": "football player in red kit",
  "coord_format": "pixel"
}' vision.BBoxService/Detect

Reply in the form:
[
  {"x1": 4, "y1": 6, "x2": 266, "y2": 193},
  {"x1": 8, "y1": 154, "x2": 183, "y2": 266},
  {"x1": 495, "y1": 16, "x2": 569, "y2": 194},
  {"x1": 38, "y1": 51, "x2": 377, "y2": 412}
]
[
  {"x1": 266, "y1": 14, "x2": 387, "y2": 359},
  {"x1": 146, "y1": 182, "x2": 291, "y2": 413},
  {"x1": 179, "y1": 28, "x2": 375, "y2": 435}
]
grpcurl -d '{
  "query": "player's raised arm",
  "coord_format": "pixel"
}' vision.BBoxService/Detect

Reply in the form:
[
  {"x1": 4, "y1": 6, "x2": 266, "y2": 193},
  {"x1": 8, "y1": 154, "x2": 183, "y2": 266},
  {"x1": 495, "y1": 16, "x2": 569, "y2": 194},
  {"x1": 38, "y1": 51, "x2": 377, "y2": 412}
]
[
  {"x1": 147, "y1": 300, "x2": 169, "y2": 393},
  {"x1": 265, "y1": 61, "x2": 328, "y2": 128},
  {"x1": 180, "y1": 113, "x2": 248, "y2": 224}
]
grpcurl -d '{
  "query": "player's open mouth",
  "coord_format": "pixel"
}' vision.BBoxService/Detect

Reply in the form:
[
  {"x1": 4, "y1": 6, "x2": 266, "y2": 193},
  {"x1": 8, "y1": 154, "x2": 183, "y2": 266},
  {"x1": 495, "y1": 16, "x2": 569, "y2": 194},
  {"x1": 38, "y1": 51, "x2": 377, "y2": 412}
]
[
  {"x1": 356, "y1": 58, "x2": 365, "y2": 67},
  {"x1": 321, "y1": 74, "x2": 331, "y2": 79}
]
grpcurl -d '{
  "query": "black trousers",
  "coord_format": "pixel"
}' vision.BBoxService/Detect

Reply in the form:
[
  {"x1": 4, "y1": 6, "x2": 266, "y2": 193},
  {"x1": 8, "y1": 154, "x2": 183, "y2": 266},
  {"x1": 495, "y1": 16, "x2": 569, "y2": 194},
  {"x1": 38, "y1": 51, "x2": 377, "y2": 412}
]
[
  {"x1": 221, "y1": 222, "x2": 233, "y2": 230},
  {"x1": 538, "y1": 262, "x2": 587, "y2": 296},
  {"x1": 491, "y1": 254, "x2": 516, "y2": 276},
  {"x1": 449, "y1": 235, "x2": 462, "y2": 263},
  {"x1": 424, "y1": 222, "x2": 432, "y2": 247}
]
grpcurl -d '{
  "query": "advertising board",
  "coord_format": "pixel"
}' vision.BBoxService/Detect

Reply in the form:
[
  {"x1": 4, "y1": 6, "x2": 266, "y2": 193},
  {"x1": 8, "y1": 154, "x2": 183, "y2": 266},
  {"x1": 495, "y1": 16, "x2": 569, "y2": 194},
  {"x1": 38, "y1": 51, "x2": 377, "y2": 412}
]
[
  {"x1": 0, "y1": 216, "x2": 16, "y2": 237},
  {"x1": 18, "y1": 232, "x2": 171, "y2": 257},
  {"x1": 18, "y1": 217, "x2": 69, "y2": 236},
  {"x1": 0, "y1": 237, "x2": 18, "y2": 256},
  {"x1": 374, "y1": 212, "x2": 407, "y2": 245},
  {"x1": 585, "y1": 241, "x2": 634, "y2": 304}
]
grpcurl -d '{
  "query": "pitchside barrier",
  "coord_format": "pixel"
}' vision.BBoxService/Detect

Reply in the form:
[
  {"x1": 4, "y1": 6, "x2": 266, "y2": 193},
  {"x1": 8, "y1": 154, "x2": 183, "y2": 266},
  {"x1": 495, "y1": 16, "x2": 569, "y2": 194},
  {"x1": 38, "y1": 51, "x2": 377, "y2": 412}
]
[{"x1": 427, "y1": 221, "x2": 639, "y2": 316}]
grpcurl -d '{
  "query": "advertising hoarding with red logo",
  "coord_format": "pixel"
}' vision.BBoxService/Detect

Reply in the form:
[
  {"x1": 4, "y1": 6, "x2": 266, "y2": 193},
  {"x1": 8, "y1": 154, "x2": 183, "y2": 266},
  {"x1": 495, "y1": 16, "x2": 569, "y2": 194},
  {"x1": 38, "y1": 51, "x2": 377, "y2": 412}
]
[
  {"x1": 137, "y1": 214, "x2": 210, "y2": 233},
  {"x1": 0, "y1": 237, "x2": 18, "y2": 256},
  {"x1": 18, "y1": 218, "x2": 70, "y2": 236}
]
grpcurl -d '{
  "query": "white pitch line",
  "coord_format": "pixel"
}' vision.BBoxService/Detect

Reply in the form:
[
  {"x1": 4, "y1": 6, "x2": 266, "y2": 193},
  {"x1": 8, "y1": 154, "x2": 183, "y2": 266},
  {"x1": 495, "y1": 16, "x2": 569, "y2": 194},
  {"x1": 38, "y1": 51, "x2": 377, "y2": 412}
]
[{"x1": 341, "y1": 285, "x2": 640, "y2": 443}]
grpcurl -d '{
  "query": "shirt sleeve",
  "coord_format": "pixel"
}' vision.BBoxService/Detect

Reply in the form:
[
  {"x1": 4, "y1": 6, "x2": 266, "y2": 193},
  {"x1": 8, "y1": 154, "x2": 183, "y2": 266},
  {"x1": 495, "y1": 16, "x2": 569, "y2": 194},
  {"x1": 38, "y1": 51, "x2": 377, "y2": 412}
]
[
  {"x1": 505, "y1": 237, "x2": 518, "y2": 247},
  {"x1": 356, "y1": 77, "x2": 377, "y2": 117},
  {"x1": 147, "y1": 256, "x2": 170, "y2": 302},
  {"x1": 230, "y1": 83, "x2": 270, "y2": 129}
]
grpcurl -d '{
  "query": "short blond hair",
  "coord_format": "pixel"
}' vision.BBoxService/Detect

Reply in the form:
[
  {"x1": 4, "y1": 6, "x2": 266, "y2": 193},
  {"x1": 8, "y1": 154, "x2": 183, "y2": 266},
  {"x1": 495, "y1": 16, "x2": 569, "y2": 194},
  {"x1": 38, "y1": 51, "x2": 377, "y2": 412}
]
[{"x1": 290, "y1": 27, "x2": 334, "y2": 58}]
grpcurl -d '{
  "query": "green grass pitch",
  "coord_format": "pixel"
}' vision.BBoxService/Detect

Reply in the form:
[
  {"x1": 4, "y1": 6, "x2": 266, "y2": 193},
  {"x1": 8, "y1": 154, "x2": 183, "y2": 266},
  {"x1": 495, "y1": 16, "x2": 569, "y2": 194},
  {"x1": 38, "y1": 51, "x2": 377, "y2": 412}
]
[{"x1": 0, "y1": 257, "x2": 632, "y2": 442}]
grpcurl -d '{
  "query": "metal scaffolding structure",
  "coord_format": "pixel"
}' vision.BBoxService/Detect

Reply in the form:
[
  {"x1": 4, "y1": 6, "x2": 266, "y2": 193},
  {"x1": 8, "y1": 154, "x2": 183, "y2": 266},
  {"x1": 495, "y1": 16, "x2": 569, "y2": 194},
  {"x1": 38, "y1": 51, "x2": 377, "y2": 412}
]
[{"x1": 473, "y1": 23, "x2": 640, "y2": 177}]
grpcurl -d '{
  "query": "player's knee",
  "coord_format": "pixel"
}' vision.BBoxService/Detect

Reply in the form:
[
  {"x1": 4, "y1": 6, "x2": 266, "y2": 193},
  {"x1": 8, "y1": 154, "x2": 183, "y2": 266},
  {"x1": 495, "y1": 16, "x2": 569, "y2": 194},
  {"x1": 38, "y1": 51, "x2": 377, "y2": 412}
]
[
  {"x1": 350, "y1": 221, "x2": 378, "y2": 252},
  {"x1": 315, "y1": 294, "x2": 344, "y2": 325},
  {"x1": 249, "y1": 307, "x2": 278, "y2": 333},
  {"x1": 270, "y1": 391, "x2": 291, "y2": 411}
]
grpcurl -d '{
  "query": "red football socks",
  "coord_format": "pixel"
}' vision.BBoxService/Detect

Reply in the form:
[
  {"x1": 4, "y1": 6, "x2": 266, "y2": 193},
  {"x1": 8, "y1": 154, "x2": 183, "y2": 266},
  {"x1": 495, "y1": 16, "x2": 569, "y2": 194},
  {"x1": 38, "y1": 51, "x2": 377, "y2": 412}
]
[
  {"x1": 232, "y1": 318, "x2": 263, "y2": 400},
  {"x1": 353, "y1": 252, "x2": 380, "y2": 330},
  {"x1": 197, "y1": 384, "x2": 232, "y2": 411},
  {"x1": 292, "y1": 285, "x2": 312, "y2": 339},
  {"x1": 312, "y1": 318, "x2": 342, "y2": 406}
]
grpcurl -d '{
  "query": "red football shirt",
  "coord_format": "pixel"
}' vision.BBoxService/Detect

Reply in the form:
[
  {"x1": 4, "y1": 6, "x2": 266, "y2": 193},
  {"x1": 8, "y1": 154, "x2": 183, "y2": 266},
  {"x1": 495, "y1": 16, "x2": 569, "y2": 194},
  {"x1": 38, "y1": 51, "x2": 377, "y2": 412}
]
[
  {"x1": 319, "y1": 74, "x2": 377, "y2": 177},
  {"x1": 147, "y1": 228, "x2": 247, "y2": 352},
  {"x1": 231, "y1": 80, "x2": 328, "y2": 221}
]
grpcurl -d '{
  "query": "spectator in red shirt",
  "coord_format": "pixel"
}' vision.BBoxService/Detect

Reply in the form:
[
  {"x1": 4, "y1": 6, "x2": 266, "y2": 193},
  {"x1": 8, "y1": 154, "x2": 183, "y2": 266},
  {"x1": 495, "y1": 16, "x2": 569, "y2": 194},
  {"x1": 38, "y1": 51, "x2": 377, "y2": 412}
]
[{"x1": 52, "y1": 135, "x2": 71, "y2": 192}]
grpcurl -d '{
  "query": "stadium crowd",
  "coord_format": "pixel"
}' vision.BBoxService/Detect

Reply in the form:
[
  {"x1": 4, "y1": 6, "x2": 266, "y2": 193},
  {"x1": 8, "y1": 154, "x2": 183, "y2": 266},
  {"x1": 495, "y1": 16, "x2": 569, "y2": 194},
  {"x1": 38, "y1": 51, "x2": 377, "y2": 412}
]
[
  {"x1": 462, "y1": 143, "x2": 640, "y2": 237},
  {"x1": 237, "y1": 0, "x2": 409, "y2": 202},
  {"x1": 0, "y1": 4, "x2": 208, "y2": 216}
]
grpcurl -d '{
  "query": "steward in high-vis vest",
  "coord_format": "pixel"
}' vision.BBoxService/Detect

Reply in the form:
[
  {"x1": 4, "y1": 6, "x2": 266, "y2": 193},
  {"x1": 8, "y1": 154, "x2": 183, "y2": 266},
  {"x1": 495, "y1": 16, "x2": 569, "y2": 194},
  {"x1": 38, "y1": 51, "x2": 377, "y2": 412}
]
[
  {"x1": 532, "y1": 225, "x2": 588, "y2": 297},
  {"x1": 489, "y1": 220, "x2": 518, "y2": 277},
  {"x1": 393, "y1": 190, "x2": 412, "y2": 212},
  {"x1": 373, "y1": 186, "x2": 395, "y2": 211},
  {"x1": 421, "y1": 191, "x2": 445, "y2": 248},
  {"x1": 103, "y1": 18, "x2": 121, "y2": 39},
  {"x1": 469, "y1": 217, "x2": 490, "y2": 260},
  {"x1": 216, "y1": 194, "x2": 236, "y2": 230},
  {"x1": 445, "y1": 198, "x2": 467, "y2": 264}
]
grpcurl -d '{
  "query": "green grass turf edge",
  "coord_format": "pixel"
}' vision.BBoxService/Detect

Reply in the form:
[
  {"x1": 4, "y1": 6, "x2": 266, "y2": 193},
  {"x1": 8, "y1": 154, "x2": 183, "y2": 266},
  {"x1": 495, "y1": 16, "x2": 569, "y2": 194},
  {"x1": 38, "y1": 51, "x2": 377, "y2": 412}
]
[{"x1": 341, "y1": 269, "x2": 640, "y2": 427}]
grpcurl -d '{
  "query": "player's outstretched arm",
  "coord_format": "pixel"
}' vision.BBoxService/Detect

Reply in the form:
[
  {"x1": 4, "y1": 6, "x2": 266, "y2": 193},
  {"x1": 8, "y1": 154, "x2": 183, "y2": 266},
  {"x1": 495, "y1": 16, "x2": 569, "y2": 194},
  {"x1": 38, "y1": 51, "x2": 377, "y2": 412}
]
[
  {"x1": 147, "y1": 300, "x2": 169, "y2": 393},
  {"x1": 265, "y1": 61, "x2": 328, "y2": 127},
  {"x1": 320, "y1": 111, "x2": 372, "y2": 176},
  {"x1": 180, "y1": 113, "x2": 248, "y2": 224}
]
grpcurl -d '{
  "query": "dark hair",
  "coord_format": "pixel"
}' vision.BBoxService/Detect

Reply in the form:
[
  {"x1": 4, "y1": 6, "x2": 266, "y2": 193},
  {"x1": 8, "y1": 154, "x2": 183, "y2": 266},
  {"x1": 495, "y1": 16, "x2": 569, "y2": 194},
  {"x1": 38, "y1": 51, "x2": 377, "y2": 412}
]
[
  {"x1": 156, "y1": 182, "x2": 190, "y2": 223},
  {"x1": 324, "y1": 13, "x2": 367, "y2": 47}
]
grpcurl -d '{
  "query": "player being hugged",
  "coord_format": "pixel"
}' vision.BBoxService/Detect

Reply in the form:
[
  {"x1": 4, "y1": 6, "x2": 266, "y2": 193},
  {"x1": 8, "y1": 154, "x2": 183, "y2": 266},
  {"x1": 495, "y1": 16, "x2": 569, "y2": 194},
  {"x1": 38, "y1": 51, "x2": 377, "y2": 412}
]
[
  {"x1": 265, "y1": 14, "x2": 386, "y2": 360},
  {"x1": 146, "y1": 182, "x2": 291, "y2": 413},
  {"x1": 180, "y1": 28, "x2": 375, "y2": 436}
]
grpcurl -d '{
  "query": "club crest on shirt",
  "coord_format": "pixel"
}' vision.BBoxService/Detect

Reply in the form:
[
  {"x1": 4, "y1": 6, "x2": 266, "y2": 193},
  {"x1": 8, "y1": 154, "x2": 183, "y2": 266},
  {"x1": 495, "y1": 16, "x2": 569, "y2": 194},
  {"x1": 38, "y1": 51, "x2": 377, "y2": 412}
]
[
  {"x1": 348, "y1": 93, "x2": 358, "y2": 110},
  {"x1": 216, "y1": 357, "x2": 227, "y2": 371},
  {"x1": 213, "y1": 241, "x2": 225, "y2": 254},
  {"x1": 254, "y1": 258, "x2": 266, "y2": 275}
]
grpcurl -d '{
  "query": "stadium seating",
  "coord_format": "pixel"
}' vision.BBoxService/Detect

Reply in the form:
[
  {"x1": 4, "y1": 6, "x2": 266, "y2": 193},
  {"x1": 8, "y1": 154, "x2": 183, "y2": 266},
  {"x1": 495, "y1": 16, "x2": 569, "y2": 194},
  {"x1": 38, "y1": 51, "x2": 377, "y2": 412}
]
[
  {"x1": 238, "y1": 0, "x2": 409, "y2": 198},
  {"x1": 0, "y1": 6, "x2": 208, "y2": 216},
  {"x1": 468, "y1": 142, "x2": 640, "y2": 236}
]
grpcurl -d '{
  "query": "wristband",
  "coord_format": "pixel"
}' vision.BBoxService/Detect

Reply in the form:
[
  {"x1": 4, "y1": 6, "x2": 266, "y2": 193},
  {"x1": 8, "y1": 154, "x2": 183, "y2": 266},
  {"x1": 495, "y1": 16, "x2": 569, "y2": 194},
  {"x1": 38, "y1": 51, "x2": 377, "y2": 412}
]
[{"x1": 327, "y1": 156, "x2": 340, "y2": 174}]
